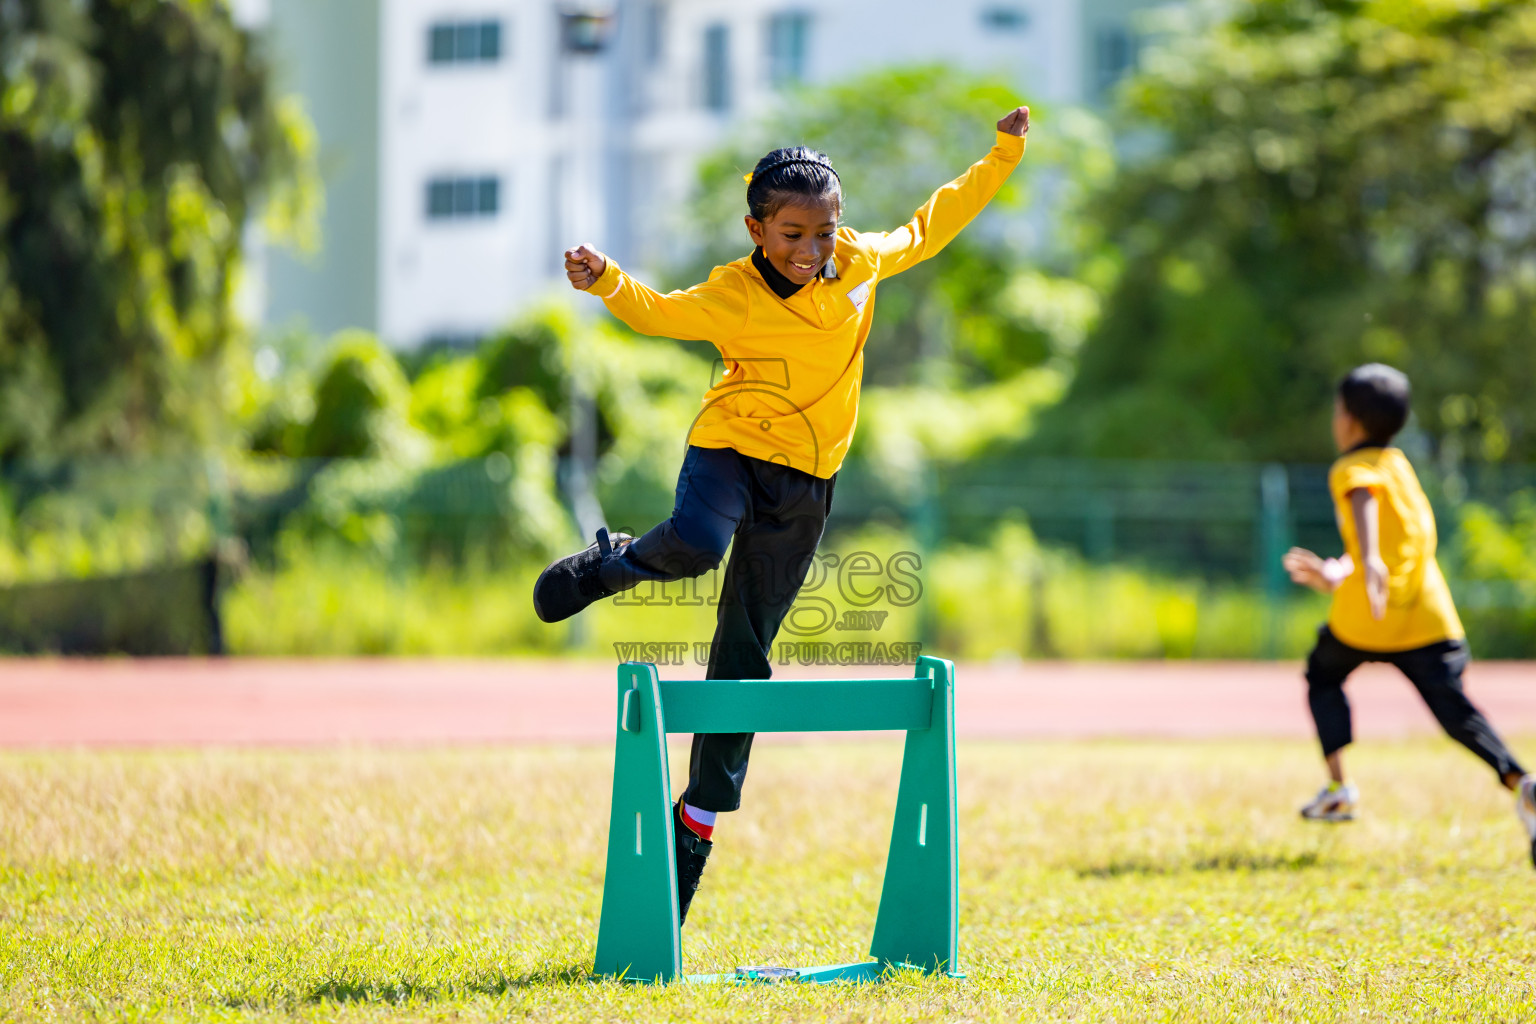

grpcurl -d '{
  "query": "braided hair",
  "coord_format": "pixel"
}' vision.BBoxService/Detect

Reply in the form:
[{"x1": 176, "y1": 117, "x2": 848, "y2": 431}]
[{"x1": 745, "y1": 146, "x2": 842, "y2": 222}]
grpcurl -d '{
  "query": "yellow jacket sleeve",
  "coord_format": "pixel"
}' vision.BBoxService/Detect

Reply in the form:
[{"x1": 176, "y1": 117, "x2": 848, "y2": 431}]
[
  {"x1": 861, "y1": 130, "x2": 1026, "y2": 280},
  {"x1": 1331, "y1": 462, "x2": 1422, "y2": 605},
  {"x1": 592, "y1": 258, "x2": 748, "y2": 345}
]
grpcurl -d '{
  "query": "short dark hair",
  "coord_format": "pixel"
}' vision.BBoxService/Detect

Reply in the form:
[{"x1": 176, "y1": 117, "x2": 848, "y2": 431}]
[
  {"x1": 1338, "y1": 363, "x2": 1410, "y2": 444},
  {"x1": 746, "y1": 146, "x2": 842, "y2": 222}
]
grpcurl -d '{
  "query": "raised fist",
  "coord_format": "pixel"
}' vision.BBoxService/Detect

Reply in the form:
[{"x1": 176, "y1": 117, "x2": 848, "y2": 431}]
[
  {"x1": 997, "y1": 106, "x2": 1030, "y2": 137},
  {"x1": 564, "y1": 244, "x2": 608, "y2": 291}
]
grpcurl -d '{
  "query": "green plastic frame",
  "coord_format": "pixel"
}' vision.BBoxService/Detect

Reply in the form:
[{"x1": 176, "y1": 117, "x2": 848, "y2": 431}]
[{"x1": 592, "y1": 655, "x2": 961, "y2": 984}]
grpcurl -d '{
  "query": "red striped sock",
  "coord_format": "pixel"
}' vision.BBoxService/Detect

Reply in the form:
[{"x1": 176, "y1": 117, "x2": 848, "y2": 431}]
[{"x1": 680, "y1": 803, "x2": 716, "y2": 840}]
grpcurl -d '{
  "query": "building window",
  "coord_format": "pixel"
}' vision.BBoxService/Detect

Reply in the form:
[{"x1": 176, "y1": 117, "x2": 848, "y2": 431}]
[
  {"x1": 766, "y1": 12, "x2": 810, "y2": 88},
  {"x1": 560, "y1": 10, "x2": 614, "y2": 54},
  {"x1": 426, "y1": 175, "x2": 501, "y2": 221},
  {"x1": 427, "y1": 19, "x2": 503, "y2": 64},
  {"x1": 702, "y1": 23, "x2": 730, "y2": 112},
  {"x1": 980, "y1": 6, "x2": 1029, "y2": 32},
  {"x1": 1094, "y1": 25, "x2": 1137, "y2": 94}
]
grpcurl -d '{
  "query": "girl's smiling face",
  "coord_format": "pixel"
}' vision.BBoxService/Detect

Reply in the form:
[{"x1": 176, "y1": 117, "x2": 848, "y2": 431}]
[{"x1": 745, "y1": 199, "x2": 839, "y2": 285}]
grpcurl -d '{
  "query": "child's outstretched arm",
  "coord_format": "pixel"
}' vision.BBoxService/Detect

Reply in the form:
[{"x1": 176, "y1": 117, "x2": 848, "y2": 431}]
[
  {"x1": 1284, "y1": 493, "x2": 1386, "y2": 614},
  {"x1": 863, "y1": 107, "x2": 1030, "y2": 280},
  {"x1": 1348, "y1": 488, "x2": 1389, "y2": 620},
  {"x1": 564, "y1": 244, "x2": 747, "y2": 345},
  {"x1": 1284, "y1": 547, "x2": 1353, "y2": 594}
]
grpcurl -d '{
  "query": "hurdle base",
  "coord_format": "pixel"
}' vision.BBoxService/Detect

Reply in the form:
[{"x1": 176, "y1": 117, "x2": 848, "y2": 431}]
[{"x1": 604, "y1": 959, "x2": 963, "y2": 986}]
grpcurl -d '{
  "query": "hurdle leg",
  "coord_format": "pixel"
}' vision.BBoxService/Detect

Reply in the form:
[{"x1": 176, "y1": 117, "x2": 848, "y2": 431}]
[
  {"x1": 593, "y1": 662, "x2": 682, "y2": 982},
  {"x1": 869, "y1": 655, "x2": 960, "y2": 976}
]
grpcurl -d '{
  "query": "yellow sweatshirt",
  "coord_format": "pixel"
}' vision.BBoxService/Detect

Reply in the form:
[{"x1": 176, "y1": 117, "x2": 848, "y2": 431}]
[
  {"x1": 590, "y1": 130, "x2": 1027, "y2": 478},
  {"x1": 1327, "y1": 446, "x2": 1463, "y2": 652}
]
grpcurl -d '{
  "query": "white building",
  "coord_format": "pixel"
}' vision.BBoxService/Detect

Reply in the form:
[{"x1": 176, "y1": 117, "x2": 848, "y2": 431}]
[{"x1": 259, "y1": 0, "x2": 1158, "y2": 347}]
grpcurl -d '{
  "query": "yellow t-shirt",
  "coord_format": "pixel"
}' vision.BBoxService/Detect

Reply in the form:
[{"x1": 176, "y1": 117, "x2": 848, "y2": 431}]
[
  {"x1": 1327, "y1": 446, "x2": 1463, "y2": 652},
  {"x1": 590, "y1": 131, "x2": 1027, "y2": 479}
]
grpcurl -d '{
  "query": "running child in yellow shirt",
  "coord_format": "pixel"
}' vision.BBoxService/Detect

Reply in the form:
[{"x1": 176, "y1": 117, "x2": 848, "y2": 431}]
[
  {"x1": 1283, "y1": 364, "x2": 1536, "y2": 867},
  {"x1": 534, "y1": 106, "x2": 1032, "y2": 922}
]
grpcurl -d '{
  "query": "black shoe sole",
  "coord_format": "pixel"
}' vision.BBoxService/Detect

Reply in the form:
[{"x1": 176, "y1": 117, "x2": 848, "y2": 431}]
[
  {"x1": 531, "y1": 546, "x2": 595, "y2": 624},
  {"x1": 531, "y1": 532, "x2": 633, "y2": 624}
]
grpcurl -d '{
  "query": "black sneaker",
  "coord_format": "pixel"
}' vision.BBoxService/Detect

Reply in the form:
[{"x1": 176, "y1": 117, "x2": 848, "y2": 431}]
[
  {"x1": 673, "y1": 800, "x2": 712, "y2": 925},
  {"x1": 532, "y1": 528, "x2": 633, "y2": 624}
]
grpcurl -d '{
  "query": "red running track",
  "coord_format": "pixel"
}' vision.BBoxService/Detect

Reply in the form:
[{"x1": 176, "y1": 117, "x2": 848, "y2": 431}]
[{"x1": 1, "y1": 658, "x2": 1533, "y2": 747}]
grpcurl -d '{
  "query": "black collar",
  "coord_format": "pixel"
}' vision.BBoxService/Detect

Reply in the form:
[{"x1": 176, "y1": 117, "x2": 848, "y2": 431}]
[
  {"x1": 750, "y1": 247, "x2": 840, "y2": 299},
  {"x1": 1346, "y1": 441, "x2": 1389, "y2": 454},
  {"x1": 752, "y1": 247, "x2": 805, "y2": 299}
]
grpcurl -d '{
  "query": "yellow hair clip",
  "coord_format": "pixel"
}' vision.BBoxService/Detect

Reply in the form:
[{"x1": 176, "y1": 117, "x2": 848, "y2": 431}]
[{"x1": 743, "y1": 172, "x2": 753, "y2": 184}]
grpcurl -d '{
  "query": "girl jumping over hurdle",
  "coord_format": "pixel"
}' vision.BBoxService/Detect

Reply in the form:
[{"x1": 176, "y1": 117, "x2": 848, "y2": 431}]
[{"x1": 535, "y1": 105, "x2": 1031, "y2": 924}]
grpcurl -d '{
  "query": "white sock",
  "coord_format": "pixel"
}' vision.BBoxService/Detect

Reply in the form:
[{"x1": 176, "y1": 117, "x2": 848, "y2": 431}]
[{"x1": 683, "y1": 803, "x2": 717, "y2": 828}]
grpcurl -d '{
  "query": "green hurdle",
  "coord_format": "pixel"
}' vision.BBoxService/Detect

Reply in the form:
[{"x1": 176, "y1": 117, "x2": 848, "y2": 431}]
[{"x1": 592, "y1": 655, "x2": 960, "y2": 985}]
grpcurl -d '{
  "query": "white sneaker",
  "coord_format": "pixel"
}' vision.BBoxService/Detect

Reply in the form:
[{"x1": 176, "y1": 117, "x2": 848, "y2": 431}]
[
  {"x1": 1299, "y1": 781, "x2": 1358, "y2": 822},
  {"x1": 1515, "y1": 775, "x2": 1536, "y2": 869}
]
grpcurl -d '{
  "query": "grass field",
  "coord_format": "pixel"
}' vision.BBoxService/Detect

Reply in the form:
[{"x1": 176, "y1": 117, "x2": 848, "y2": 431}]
[{"x1": 2, "y1": 740, "x2": 1534, "y2": 1022}]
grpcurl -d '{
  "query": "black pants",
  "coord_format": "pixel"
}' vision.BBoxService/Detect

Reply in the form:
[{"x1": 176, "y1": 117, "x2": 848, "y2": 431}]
[
  {"x1": 1305, "y1": 625, "x2": 1524, "y2": 780},
  {"x1": 600, "y1": 446, "x2": 835, "y2": 811}
]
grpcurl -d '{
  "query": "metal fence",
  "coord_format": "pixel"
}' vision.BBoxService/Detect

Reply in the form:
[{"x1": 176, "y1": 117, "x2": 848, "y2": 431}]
[
  {"x1": 0, "y1": 453, "x2": 1529, "y2": 654},
  {"x1": 3, "y1": 453, "x2": 1532, "y2": 579},
  {"x1": 832, "y1": 455, "x2": 1536, "y2": 582}
]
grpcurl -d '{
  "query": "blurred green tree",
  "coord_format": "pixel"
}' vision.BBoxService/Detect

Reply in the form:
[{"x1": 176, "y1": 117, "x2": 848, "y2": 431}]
[
  {"x1": 303, "y1": 332, "x2": 422, "y2": 461},
  {"x1": 680, "y1": 65, "x2": 1111, "y2": 387},
  {"x1": 1032, "y1": 0, "x2": 1536, "y2": 463},
  {"x1": 462, "y1": 304, "x2": 716, "y2": 533},
  {"x1": 0, "y1": 0, "x2": 317, "y2": 458},
  {"x1": 1448, "y1": 492, "x2": 1536, "y2": 656}
]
